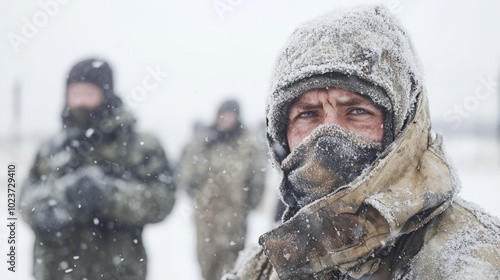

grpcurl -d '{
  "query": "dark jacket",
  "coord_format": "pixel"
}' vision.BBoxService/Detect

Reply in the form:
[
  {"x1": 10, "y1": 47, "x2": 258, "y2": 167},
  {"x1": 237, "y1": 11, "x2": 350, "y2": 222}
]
[{"x1": 20, "y1": 103, "x2": 176, "y2": 280}]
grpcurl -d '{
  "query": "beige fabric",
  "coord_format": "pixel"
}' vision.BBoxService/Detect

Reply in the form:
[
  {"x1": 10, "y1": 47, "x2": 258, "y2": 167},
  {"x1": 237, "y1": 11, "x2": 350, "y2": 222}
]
[
  {"x1": 226, "y1": 91, "x2": 500, "y2": 279},
  {"x1": 259, "y1": 91, "x2": 457, "y2": 279},
  {"x1": 405, "y1": 201, "x2": 500, "y2": 279}
]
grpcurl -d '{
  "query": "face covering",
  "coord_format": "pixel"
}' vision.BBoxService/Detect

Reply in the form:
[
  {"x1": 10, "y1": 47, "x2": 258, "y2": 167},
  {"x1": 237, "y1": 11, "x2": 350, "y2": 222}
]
[
  {"x1": 70, "y1": 107, "x2": 92, "y2": 124},
  {"x1": 63, "y1": 107, "x2": 94, "y2": 129},
  {"x1": 280, "y1": 124, "x2": 382, "y2": 209}
]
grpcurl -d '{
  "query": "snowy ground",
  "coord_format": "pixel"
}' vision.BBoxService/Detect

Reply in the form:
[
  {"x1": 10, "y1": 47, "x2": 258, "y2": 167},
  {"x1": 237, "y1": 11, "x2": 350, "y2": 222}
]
[{"x1": 0, "y1": 133, "x2": 499, "y2": 280}]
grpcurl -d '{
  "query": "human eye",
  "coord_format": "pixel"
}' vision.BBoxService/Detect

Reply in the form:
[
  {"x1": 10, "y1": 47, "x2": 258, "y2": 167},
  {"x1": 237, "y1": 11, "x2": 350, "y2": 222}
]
[
  {"x1": 350, "y1": 108, "x2": 369, "y2": 115},
  {"x1": 297, "y1": 111, "x2": 316, "y2": 118},
  {"x1": 289, "y1": 108, "x2": 317, "y2": 122}
]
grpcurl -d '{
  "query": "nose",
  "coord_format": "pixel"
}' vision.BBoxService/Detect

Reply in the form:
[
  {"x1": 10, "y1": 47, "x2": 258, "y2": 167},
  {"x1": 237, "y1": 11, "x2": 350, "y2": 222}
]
[{"x1": 323, "y1": 109, "x2": 341, "y2": 127}]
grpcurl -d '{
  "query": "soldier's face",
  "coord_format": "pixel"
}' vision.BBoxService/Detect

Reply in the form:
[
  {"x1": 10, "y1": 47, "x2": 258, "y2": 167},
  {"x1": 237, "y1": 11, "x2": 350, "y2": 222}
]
[
  {"x1": 287, "y1": 88, "x2": 384, "y2": 151},
  {"x1": 216, "y1": 111, "x2": 238, "y2": 132},
  {"x1": 67, "y1": 82, "x2": 104, "y2": 109}
]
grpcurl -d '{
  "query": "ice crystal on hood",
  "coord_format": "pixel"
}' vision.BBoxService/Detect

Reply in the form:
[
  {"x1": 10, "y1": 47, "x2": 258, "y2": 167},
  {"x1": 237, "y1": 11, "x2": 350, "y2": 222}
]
[{"x1": 92, "y1": 60, "x2": 105, "y2": 68}]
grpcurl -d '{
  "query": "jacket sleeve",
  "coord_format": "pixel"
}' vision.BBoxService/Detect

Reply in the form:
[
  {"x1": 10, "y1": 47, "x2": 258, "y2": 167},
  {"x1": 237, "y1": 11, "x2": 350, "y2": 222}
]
[
  {"x1": 176, "y1": 140, "x2": 208, "y2": 197},
  {"x1": 19, "y1": 149, "x2": 80, "y2": 242},
  {"x1": 98, "y1": 135, "x2": 176, "y2": 226}
]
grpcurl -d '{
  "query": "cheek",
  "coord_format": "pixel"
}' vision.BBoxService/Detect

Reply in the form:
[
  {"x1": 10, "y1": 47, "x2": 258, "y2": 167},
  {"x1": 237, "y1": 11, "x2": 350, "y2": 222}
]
[
  {"x1": 66, "y1": 94, "x2": 81, "y2": 107},
  {"x1": 287, "y1": 123, "x2": 314, "y2": 150},
  {"x1": 357, "y1": 121, "x2": 384, "y2": 143},
  {"x1": 67, "y1": 92, "x2": 103, "y2": 109},
  {"x1": 87, "y1": 95, "x2": 101, "y2": 107},
  {"x1": 367, "y1": 127, "x2": 384, "y2": 142}
]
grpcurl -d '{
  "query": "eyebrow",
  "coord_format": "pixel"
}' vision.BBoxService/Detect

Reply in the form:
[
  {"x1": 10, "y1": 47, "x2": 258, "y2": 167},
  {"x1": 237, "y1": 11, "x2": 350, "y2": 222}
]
[
  {"x1": 291, "y1": 95, "x2": 372, "y2": 111},
  {"x1": 335, "y1": 97, "x2": 369, "y2": 107},
  {"x1": 291, "y1": 101, "x2": 322, "y2": 111}
]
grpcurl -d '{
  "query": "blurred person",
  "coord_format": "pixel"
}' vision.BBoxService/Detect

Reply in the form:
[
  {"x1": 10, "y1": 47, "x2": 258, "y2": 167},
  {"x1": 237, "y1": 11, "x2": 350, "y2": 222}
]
[
  {"x1": 20, "y1": 58, "x2": 176, "y2": 280},
  {"x1": 177, "y1": 99, "x2": 266, "y2": 280},
  {"x1": 224, "y1": 5, "x2": 500, "y2": 279}
]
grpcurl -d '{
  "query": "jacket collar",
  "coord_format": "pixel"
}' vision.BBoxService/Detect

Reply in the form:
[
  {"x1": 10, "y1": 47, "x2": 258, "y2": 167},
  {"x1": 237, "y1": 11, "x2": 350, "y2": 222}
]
[{"x1": 259, "y1": 91, "x2": 458, "y2": 279}]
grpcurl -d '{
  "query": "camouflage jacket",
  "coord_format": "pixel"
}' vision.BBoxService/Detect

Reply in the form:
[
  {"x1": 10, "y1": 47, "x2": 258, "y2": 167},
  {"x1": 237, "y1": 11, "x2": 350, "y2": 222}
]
[
  {"x1": 20, "y1": 105, "x2": 176, "y2": 280},
  {"x1": 177, "y1": 126, "x2": 266, "y2": 215}
]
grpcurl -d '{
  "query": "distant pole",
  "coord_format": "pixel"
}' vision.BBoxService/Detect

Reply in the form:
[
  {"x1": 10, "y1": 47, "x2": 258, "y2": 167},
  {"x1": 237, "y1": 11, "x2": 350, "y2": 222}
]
[
  {"x1": 498, "y1": 67, "x2": 500, "y2": 162},
  {"x1": 12, "y1": 80, "x2": 21, "y2": 142}
]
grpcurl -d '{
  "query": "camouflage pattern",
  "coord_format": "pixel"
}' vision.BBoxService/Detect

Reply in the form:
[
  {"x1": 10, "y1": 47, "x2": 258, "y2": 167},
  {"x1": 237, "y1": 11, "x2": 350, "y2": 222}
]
[
  {"x1": 177, "y1": 125, "x2": 266, "y2": 280},
  {"x1": 20, "y1": 104, "x2": 176, "y2": 280}
]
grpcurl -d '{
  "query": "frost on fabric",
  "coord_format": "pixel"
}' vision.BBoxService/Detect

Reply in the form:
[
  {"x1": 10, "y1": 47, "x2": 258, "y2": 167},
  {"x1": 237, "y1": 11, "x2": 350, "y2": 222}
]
[
  {"x1": 403, "y1": 198, "x2": 500, "y2": 279},
  {"x1": 225, "y1": 243, "x2": 262, "y2": 277},
  {"x1": 280, "y1": 124, "x2": 381, "y2": 207},
  {"x1": 438, "y1": 132, "x2": 464, "y2": 194},
  {"x1": 437, "y1": 222, "x2": 498, "y2": 277},
  {"x1": 456, "y1": 197, "x2": 500, "y2": 230},
  {"x1": 283, "y1": 124, "x2": 382, "y2": 169},
  {"x1": 365, "y1": 194, "x2": 397, "y2": 226},
  {"x1": 267, "y1": 4, "x2": 423, "y2": 156}
]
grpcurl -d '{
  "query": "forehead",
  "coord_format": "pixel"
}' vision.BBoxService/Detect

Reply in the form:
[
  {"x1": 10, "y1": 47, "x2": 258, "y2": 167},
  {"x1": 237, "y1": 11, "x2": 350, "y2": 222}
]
[
  {"x1": 218, "y1": 110, "x2": 237, "y2": 115},
  {"x1": 67, "y1": 82, "x2": 103, "y2": 95},
  {"x1": 290, "y1": 88, "x2": 374, "y2": 108}
]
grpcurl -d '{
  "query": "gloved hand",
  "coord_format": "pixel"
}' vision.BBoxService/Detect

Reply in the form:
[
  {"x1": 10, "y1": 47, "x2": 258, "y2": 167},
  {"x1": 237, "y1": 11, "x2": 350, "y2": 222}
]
[
  {"x1": 65, "y1": 176, "x2": 104, "y2": 216},
  {"x1": 31, "y1": 202, "x2": 73, "y2": 242}
]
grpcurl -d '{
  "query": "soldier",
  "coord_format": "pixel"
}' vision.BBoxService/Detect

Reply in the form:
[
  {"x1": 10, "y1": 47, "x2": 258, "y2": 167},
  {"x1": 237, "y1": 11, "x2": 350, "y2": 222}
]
[
  {"x1": 177, "y1": 99, "x2": 266, "y2": 280},
  {"x1": 20, "y1": 58, "x2": 176, "y2": 280},
  {"x1": 225, "y1": 5, "x2": 500, "y2": 279}
]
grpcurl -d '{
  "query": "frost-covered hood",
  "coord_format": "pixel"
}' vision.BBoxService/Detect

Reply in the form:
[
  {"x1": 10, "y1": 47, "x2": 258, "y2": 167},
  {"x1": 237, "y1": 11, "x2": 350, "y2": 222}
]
[
  {"x1": 267, "y1": 5, "x2": 423, "y2": 164},
  {"x1": 259, "y1": 91, "x2": 459, "y2": 278}
]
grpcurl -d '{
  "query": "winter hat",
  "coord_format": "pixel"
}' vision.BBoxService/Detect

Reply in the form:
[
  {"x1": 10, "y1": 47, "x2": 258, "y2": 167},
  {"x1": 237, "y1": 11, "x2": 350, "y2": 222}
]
[
  {"x1": 217, "y1": 99, "x2": 240, "y2": 116},
  {"x1": 66, "y1": 58, "x2": 115, "y2": 101},
  {"x1": 62, "y1": 58, "x2": 124, "y2": 129},
  {"x1": 267, "y1": 5, "x2": 423, "y2": 164}
]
